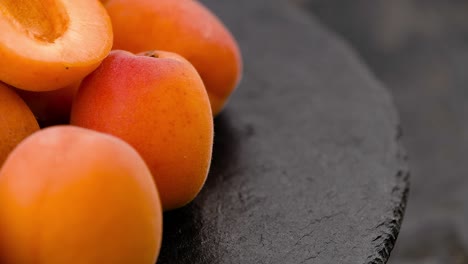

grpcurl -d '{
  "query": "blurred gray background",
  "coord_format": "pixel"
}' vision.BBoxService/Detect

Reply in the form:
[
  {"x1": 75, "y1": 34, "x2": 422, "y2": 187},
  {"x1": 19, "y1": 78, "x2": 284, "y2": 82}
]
[{"x1": 295, "y1": 0, "x2": 468, "y2": 263}]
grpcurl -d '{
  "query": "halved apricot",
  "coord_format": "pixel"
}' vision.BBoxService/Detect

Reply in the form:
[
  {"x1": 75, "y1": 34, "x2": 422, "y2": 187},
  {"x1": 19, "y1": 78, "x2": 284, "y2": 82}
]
[{"x1": 0, "y1": 0, "x2": 113, "y2": 91}]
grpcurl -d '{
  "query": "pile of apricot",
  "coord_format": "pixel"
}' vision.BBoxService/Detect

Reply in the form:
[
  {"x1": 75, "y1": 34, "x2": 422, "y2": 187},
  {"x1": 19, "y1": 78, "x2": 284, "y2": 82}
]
[{"x1": 0, "y1": 0, "x2": 242, "y2": 263}]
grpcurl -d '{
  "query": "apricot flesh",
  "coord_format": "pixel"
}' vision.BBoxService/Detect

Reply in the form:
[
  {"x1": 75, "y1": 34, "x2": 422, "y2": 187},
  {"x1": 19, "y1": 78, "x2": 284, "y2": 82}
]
[
  {"x1": 0, "y1": 0, "x2": 113, "y2": 91},
  {"x1": 105, "y1": 0, "x2": 242, "y2": 115},
  {"x1": 0, "y1": 82, "x2": 39, "y2": 167},
  {"x1": 71, "y1": 50, "x2": 213, "y2": 210},
  {"x1": 0, "y1": 126, "x2": 162, "y2": 264}
]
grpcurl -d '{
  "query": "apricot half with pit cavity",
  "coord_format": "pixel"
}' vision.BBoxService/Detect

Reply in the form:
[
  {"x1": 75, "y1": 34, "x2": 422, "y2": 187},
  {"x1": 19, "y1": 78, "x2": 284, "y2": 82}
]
[{"x1": 0, "y1": 0, "x2": 113, "y2": 91}]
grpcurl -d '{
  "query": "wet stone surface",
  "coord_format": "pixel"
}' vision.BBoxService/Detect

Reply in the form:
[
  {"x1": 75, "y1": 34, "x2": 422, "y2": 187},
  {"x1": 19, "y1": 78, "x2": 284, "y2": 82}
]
[{"x1": 157, "y1": 1, "x2": 409, "y2": 263}]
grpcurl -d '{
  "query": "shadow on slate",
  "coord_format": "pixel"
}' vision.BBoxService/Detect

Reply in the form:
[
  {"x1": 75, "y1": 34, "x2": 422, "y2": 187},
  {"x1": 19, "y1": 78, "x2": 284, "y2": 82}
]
[{"x1": 157, "y1": 0, "x2": 409, "y2": 263}]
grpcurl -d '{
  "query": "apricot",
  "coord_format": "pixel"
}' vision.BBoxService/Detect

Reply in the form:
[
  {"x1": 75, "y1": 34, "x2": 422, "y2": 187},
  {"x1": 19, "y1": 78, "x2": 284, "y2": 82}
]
[
  {"x1": 71, "y1": 50, "x2": 213, "y2": 210},
  {"x1": 15, "y1": 81, "x2": 80, "y2": 127},
  {"x1": 104, "y1": 0, "x2": 242, "y2": 115},
  {"x1": 0, "y1": 126, "x2": 162, "y2": 264},
  {"x1": 0, "y1": 0, "x2": 113, "y2": 91},
  {"x1": 0, "y1": 82, "x2": 39, "y2": 167}
]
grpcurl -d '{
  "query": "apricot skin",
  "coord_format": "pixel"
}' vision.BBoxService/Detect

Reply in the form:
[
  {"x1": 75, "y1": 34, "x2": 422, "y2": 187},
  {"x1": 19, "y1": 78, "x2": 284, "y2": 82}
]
[
  {"x1": 15, "y1": 81, "x2": 80, "y2": 127},
  {"x1": 105, "y1": 0, "x2": 242, "y2": 115},
  {"x1": 71, "y1": 50, "x2": 213, "y2": 211},
  {"x1": 0, "y1": 126, "x2": 162, "y2": 264},
  {"x1": 0, "y1": 82, "x2": 39, "y2": 167}
]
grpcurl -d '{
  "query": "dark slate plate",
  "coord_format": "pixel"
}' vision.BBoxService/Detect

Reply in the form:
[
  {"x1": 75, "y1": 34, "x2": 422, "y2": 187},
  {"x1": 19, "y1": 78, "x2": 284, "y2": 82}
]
[{"x1": 157, "y1": 0, "x2": 409, "y2": 263}]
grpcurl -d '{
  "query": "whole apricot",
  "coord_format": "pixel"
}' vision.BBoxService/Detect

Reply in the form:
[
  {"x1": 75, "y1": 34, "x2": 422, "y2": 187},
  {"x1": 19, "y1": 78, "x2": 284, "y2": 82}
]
[
  {"x1": 16, "y1": 81, "x2": 80, "y2": 127},
  {"x1": 0, "y1": 82, "x2": 39, "y2": 167},
  {"x1": 0, "y1": 126, "x2": 162, "y2": 264},
  {"x1": 71, "y1": 50, "x2": 213, "y2": 210},
  {"x1": 0, "y1": 0, "x2": 113, "y2": 91},
  {"x1": 104, "y1": 0, "x2": 242, "y2": 115}
]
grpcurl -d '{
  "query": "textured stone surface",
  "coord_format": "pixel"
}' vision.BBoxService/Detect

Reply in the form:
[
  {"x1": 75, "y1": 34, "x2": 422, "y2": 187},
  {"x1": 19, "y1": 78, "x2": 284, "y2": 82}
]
[
  {"x1": 298, "y1": 0, "x2": 468, "y2": 263},
  {"x1": 157, "y1": 1, "x2": 409, "y2": 263}
]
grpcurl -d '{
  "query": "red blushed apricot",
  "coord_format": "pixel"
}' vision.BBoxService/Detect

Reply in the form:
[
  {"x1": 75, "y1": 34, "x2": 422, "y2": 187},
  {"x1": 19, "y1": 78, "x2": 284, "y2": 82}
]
[
  {"x1": 0, "y1": 0, "x2": 113, "y2": 91},
  {"x1": 15, "y1": 81, "x2": 80, "y2": 127},
  {"x1": 0, "y1": 126, "x2": 162, "y2": 264},
  {"x1": 105, "y1": 0, "x2": 242, "y2": 115},
  {"x1": 0, "y1": 82, "x2": 39, "y2": 167},
  {"x1": 71, "y1": 50, "x2": 213, "y2": 210}
]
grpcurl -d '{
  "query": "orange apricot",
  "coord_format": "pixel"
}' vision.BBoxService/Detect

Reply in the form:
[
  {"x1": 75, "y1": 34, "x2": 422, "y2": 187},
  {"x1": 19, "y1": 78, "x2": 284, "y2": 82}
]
[
  {"x1": 0, "y1": 126, "x2": 162, "y2": 264},
  {"x1": 0, "y1": 0, "x2": 113, "y2": 91},
  {"x1": 15, "y1": 81, "x2": 80, "y2": 127},
  {"x1": 104, "y1": 0, "x2": 242, "y2": 115},
  {"x1": 71, "y1": 50, "x2": 213, "y2": 210},
  {"x1": 0, "y1": 82, "x2": 39, "y2": 167}
]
